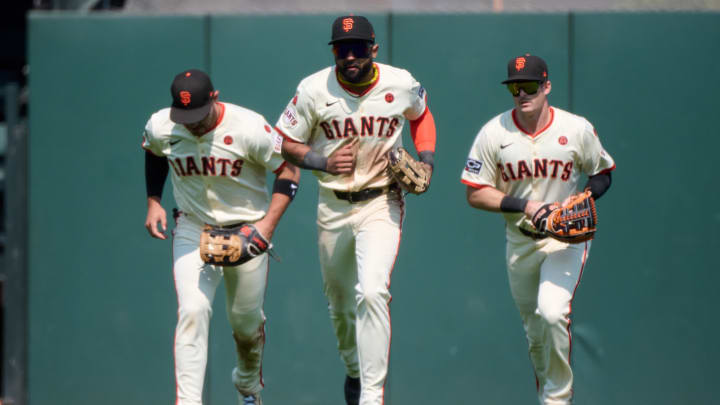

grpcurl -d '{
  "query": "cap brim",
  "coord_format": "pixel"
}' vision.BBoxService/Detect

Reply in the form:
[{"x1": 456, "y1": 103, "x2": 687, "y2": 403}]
[
  {"x1": 502, "y1": 75, "x2": 545, "y2": 84},
  {"x1": 328, "y1": 37, "x2": 375, "y2": 45},
  {"x1": 170, "y1": 103, "x2": 212, "y2": 124}
]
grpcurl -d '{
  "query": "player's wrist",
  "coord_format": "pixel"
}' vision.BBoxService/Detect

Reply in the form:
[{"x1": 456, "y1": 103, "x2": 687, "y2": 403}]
[
  {"x1": 418, "y1": 151, "x2": 435, "y2": 168},
  {"x1": 500, "y1": 195, "x2": 528, "y2": 213},
  {"x1": 301, "y1": 150, "x2": 329, "y2": 171}
]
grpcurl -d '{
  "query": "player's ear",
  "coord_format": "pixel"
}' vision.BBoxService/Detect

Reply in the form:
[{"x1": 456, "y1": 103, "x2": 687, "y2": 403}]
[
  {"x1": 370, "y1": 44, "x2": 379, "y2": 59},
  {"x1": 211, "y1": 90, "x2": 219, "y2": 100},
  {"x1": 543, "y1": 80, "x2": 552, "y2": 95}
]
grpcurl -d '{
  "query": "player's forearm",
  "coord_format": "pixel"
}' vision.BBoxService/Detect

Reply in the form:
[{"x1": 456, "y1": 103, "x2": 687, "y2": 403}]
[
  {"x1": 409, "y1": 107, "x2": 436, "y2": 167},
  {"x1": 282, "y1": 141, "x2": 328, "y2": 172},
  {"x1": 145, "y1": 150, "x2": 169, "y2": 199},
  {"x1": 466, "y1": 186, "x2": 505, "y2": 212},
  {"x1": 584, "y1": 172, "x2": 612, "y2": 200},
  {"x1": 260, "y1": 165, "x2": 300, "y2": 239}
]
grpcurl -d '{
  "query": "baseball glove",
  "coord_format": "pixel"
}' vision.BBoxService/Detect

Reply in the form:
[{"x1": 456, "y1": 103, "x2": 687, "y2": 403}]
[
  {"x1": 199, "y1": 223, "x2": 271, "y2": 266},
  {"x1": 386, "y1": 147, "x2": 430, "y2": 194},
  {"x1": 532, "y1": 191, "x2": 597, "y2": 244}
]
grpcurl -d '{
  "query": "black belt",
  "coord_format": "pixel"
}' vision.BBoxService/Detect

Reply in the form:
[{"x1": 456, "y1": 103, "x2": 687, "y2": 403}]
[
  {"x1": 333, "y1": 184, "x2": 399, "y2": 203},
  {"x1": 519, "y1": 227, "x2": 548, "y2": 240}
]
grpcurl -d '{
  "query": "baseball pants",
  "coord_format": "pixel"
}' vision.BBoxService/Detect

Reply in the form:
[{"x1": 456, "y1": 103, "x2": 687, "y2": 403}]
[
  {"x1": 172, "y1": 212, "x2": 268, "y2": 405},
  {"x1": 506, "y1": 228, "x2": 591, "y2": 405},
  {"x1": 317, "y1": 187, "x2": 404, "y2": 405}
]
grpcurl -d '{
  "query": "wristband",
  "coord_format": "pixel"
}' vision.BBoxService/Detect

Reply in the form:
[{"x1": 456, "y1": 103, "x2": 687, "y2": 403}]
[
  {"x1": 301, "y1": 150, "x2": 328, "y2": 171},
  {"x1": 273, "y1": 179, "x2": 299, "y2": 200},
  {"x1": 500, "y1": 196, "x2": 528, "y2": 213},
  {"x1": 418, "y1": 151, "x2": 435, "y2": 168}
]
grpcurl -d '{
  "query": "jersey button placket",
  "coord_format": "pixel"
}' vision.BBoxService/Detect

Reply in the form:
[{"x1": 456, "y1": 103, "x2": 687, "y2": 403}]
[
  {"x1": 198, "y1": 141, "x2": 217, "y2": 214},
  {"x1": 531, "y1": 142, "x2": 539, "y2": 197}
]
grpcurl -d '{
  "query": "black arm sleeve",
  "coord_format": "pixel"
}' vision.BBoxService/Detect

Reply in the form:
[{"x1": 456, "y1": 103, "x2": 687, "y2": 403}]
[
  {"x1": 584, "y1": 172, "x2": 612, "y2": 201},
  {"x1": 145, "y1": 150, "x2": 169, "y2": 199}
]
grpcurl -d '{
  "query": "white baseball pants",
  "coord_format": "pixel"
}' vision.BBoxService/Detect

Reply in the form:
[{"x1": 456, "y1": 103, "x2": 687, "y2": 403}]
[
  {"x1": 172, "y1": 213, "x2": 268, "y2": 405},
  {"x1": 506, "y1": 228, "x2": 591, "y2": 405},
  {"x1": 316, "y1": 187, "x2": 405, "y2": 405}
]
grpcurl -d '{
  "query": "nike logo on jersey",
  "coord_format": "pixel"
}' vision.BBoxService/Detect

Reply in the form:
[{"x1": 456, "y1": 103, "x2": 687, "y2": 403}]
[
  {"x1": 170, "y1": 139, "x2": 182, "y2": 146},
  {"x1": 500, "y1": 143, "x2": 513, "y2": 149},
  {"x1": 326, "y1": 100, "x2": 340, "y2": 107}
]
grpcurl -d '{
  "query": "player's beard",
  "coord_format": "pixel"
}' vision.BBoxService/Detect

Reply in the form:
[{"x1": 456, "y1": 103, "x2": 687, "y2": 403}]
[{"x1": 339, "y1": 60, "x2": 373, "y2": 84}]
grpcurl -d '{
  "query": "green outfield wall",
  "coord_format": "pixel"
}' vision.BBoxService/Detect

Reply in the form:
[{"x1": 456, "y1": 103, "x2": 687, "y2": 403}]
[{"x1": 26, "y1": 12, "x2": 720, "y2": 404}]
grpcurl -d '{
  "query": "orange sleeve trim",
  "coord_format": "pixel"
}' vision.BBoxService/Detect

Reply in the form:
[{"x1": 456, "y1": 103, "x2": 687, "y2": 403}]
[
  {"x1": 461, "y1": 179, "x2": 490, "y2": 190},
  {"x1": 597, "y1": 164, "x2": 616, "y2": 175},
  {"x1": 273, "y1": 160, "x2": 288, "y2": 175},
  {"x1": 274, "y1": 126, "x2": 299, "y2": 143},
  {"x1": 142, "y1": 144, "x2": 163, "y2": 157},
  {"x1": 409, "y1": 107, "x2": 436, "y2": 153}
]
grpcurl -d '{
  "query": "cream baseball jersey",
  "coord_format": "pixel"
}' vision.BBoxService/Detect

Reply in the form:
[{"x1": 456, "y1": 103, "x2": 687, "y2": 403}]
[
  {"x1": 461, "y1": 107, "x2": 615, "y2": 230},
  {"x1": 142, "y1": 102, "x2": 286, "y2": 225},
  {"x1": 275, "y1": 62, "x2": 427, "y2": 191}
]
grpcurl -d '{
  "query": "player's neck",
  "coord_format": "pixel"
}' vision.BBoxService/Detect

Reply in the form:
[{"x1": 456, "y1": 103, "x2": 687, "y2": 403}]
[
  {"x1": 189, "y1": 102, "x2": 221, "y2": 137},
  {"x1": 337, "y1": 64, "x2": 378, "y2": 93},
  {"x1": 515, "y1": 105, "x2": 551, "y2": 135}
]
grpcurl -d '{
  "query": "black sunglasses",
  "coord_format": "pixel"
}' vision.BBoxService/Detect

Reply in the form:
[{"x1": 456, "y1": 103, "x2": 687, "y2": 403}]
[
  {"x1": 506, "y1": 81, "x2": 543, "y2": 97},
  {"x1": 333, "y1": 42, "x2": 372, "y2": 59}
]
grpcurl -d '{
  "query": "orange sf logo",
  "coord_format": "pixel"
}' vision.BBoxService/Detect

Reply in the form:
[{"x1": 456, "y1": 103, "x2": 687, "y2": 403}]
[
  {"x1": 343, "y1": 18, "x2": 354, "y2": 32},
  {"x1": 180, "y1": 91, "x2": 191, "y2": 106},
  {"x1": 515, "y1": 57, "x2": 526, "y2": 71}
]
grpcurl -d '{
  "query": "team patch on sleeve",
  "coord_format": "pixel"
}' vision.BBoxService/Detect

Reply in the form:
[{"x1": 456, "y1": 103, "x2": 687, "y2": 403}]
[
  {"x1": 465, "y1": 158, "x2": 483, "y2": 174},
  {"x1": 272, "y1": 132, "x2": 283, "y2": 153},
  {"x1": 417, "y1": 86, "x2": 426, "y2": 100},
  {"x1": 282, "y1": 104, "x2": 299, "y2": 128}
]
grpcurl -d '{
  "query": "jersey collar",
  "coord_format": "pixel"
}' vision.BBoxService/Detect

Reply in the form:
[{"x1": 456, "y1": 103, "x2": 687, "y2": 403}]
[
  {"x1": 335, "y1": 63, "x2": 380, "y2": 98},
  {"x1": 512, "y1": 106, "x2": 554, "y2": 138}
]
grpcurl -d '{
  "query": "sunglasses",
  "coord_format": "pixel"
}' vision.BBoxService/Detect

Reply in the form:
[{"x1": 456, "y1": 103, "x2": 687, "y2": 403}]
[
  {"x1": 333, "y1": 42, "x2": 372, "y2": 59},
  {"x1": 506, "y1": 81, "x2": 542, "y2": 97}
]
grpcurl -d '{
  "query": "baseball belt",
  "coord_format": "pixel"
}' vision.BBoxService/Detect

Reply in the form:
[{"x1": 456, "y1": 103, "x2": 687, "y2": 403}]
[
  {"x1": 519, "y1": 227, "x2": 548, "y2": 240},
  {"x1": 333, "y1": 184, "x2": 400, "y2": 204}
]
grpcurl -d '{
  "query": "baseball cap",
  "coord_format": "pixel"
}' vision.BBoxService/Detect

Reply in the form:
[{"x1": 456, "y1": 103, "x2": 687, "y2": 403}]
[
  {"x1": 170, "y1": 69, "x2": 215, "y2": 124},
  {"x1": 329, "y1": 15, "x2": 375, "y2": 44},
  {"x1": 501, "y1": 54, "x2": 549, "y2": 84}
]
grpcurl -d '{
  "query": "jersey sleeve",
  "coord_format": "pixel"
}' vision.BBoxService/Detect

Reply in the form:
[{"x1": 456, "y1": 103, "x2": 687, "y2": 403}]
[
  {"x1": 403, "y1": 76, "x2": 428, "y2": 121},
  {"x1": 460, "y1": 125, "x2": 498, "y2": 189},
  {"x1": 274, "y1": 81, "x2": 316, "y2": 143},
  {"x1": 247, "y1": 118, "x2": 287, "y2": 173},
  {"x1": 141, "y1": 116, "x2": 164, "y2": 157},
  {"x1": 578, "y1": 120, "x2": 616, "y2": 176}
]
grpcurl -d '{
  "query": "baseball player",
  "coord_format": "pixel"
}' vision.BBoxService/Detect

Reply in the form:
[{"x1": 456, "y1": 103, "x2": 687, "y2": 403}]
[
  {"x1": 274, "y1": 16, "x2": 436, "y2": 405},
  {"x1": 143, "y1": 69, "x2": 300, "y2": 405},
  {"x1": 461, "y1": 54, "x2": 615, "y2": 404}
]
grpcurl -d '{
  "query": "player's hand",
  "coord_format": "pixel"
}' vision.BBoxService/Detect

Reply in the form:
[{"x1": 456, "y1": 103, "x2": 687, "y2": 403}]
[
  {"x1": 524, "y1": 200, "x2": 545, "y2": 219},
  {"x1": 326, "y1": 138, "x2": 358, "y2": 175},
  {"x1": 252, "y1": 217, "x2": 275, "y2": 242},
  {"x1": 145, "y1": 197, "x2": 168, "y2": 240},
  {"x1": 420, "y1": 162, "x2": 433, "y2": 181}
]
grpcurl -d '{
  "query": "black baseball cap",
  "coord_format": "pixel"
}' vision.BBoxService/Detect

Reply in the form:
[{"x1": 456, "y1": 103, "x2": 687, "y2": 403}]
[
  {"x1": 501, "y1": 54, "x2": 549, "y2": 84},
  {"x1": 329, "y1": 15, "x2": 375, "y2": 44},
  {"x1": 170, "y1": 69, "x2": 215, "y2": 124}
]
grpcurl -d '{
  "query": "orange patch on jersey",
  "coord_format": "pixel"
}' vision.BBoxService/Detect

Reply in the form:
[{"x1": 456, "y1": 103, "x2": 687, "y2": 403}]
[
  {"x1": 343, "y1": 18, "x2": 354, "y2": 32},
  {"x1": 559, "y1": 136, "x2": 568, "y2": 145},
  {"x1": 180, "y1": 91, "x2": 191, "y2": 106},
  {"x1": 292, "y1": 95, "x2": 298, "y2": 105},
  {"x1": 224, "y1": 136, "x2": 233, "y2": 145},
  {"x1": 264, "y1": 125, "x2": 272, "y2": 133},
  {"x1": 385, "y1": 93, "x2": 394, "y2": 103},
  {"x1": 515, "y1": 57, "x2": 526, "y2": 71}
]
